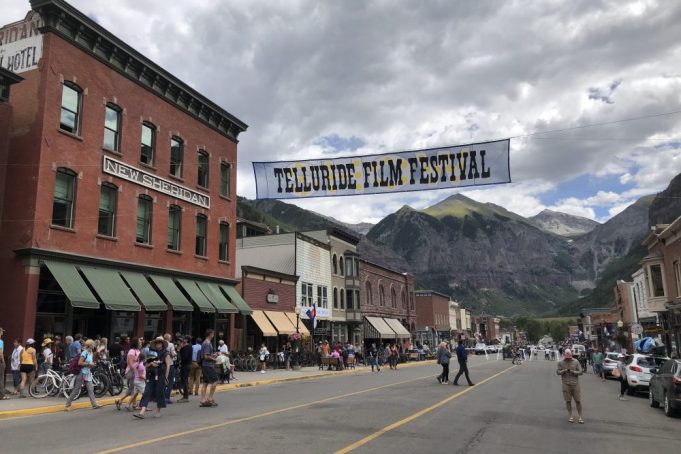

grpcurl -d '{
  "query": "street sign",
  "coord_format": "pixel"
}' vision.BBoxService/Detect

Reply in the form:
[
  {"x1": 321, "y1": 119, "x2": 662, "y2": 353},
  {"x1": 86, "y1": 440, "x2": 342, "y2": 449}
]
[{"x1": 631, "y1": 323, "x2": 643, "y2": 335}]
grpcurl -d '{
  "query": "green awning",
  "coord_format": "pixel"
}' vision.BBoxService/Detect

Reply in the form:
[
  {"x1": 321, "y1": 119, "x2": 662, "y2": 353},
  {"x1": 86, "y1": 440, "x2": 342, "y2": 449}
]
[
  {"x1": 196, "y1": 282, "x2": 237, "y2": 314},
  {"x1": 119, "y1": 271, "x2": 167, "y2": 312},
  {"x1": 220, "y1": 284, "x2": 252, "y2": 315},
  {"x1": 43, "y1": 261, "x2": 99, "y2": 309},
  {"x1": 176, "y1": 278, "x2": 215, "y2": 313},
  {"x1": 147, "y1": 275, "x2": 193, "y2": 312},
  {"x1": 79, "y1": 266, "x2": 140, "y2": 311}
]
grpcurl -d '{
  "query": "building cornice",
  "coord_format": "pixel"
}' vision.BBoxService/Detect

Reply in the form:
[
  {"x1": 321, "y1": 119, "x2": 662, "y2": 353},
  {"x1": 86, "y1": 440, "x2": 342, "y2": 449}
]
[{"x1": 30, "y1": 0, "x2": 247, "y2": 143}]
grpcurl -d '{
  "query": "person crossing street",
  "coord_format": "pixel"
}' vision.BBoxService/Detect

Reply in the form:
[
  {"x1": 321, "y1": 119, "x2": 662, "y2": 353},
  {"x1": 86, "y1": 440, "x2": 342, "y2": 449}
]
[{"x1": 453, "y1": 339, "x2": 474, "y2": 386}]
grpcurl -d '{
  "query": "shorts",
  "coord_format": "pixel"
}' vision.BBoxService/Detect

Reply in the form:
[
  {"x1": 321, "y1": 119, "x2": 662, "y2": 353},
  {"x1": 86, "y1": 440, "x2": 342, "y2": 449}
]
[
  {"x1": 562, "y1": 383, "x2": 581, "y2": 402},
  {"x1": 19, "y1": 364, "x2": 35, "y2": 374},
  {"x1": 133, "y1": 380, "x2": 146, "y2": 395},
  {"x1": 201, "y1": 366, "x2": 218, "y2": 384}
]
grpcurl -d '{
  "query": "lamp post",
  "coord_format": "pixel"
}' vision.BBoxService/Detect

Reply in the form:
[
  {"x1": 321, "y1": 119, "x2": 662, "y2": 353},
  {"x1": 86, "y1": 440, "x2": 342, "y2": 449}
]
[{"x1": 294, "y1": 304, "x2": 301, "y2": 369}]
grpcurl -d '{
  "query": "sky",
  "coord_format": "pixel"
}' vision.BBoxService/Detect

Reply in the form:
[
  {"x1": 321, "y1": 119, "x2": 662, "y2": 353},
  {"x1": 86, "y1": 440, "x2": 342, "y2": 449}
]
[{"x1": 3, "y1": 0, "x2": 681, "y2": 224}]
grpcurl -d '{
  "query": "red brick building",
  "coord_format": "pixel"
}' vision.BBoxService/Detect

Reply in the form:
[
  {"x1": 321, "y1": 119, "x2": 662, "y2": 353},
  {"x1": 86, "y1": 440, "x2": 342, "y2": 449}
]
[
  {"x1": 359, "y1": 259, "x2": 415, "y2": 345},
  {"x1": 414, "y1": 290, "x2": 451, "y2": 340},
  {"x1": 0, "y1": 1, "x2": 249, "y2": 347}
]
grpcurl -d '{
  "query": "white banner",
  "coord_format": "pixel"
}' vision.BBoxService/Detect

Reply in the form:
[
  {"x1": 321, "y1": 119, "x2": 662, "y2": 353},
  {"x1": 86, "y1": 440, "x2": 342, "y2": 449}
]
[{"x1": 253, "y1": 139, "x2": 510, "y2": 199}]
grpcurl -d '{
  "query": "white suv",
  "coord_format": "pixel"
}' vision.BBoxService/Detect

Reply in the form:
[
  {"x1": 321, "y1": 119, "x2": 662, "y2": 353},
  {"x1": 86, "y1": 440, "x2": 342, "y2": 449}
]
[{"x1": 623, "y1": 353, "x2": 669, "y2": 395}]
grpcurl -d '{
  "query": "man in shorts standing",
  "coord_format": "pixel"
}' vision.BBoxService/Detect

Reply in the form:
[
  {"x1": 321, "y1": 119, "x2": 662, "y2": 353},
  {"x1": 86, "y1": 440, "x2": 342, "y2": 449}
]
[
  {"x1": 557, "y1": 348, "x2": 584, "y2": 423},
  {"x1": 199, "y1": 330, "x2": 218, "y2": 408}
]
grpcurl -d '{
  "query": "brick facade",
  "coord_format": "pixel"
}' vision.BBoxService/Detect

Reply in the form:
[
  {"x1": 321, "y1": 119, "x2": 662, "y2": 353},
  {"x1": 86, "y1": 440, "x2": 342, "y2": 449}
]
[
  {"x1": 359, "y1": 259, "x2": 415, "y2": 332},
  {"x1": 415, "y1": 290, "x2": 451, "y2": 332}
]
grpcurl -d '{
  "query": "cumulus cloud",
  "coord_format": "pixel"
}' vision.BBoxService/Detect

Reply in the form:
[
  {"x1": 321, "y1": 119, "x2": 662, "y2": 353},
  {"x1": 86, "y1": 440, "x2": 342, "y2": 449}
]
[{"x1": 4, "y1": 0, "x2": 681, "y2": 224}]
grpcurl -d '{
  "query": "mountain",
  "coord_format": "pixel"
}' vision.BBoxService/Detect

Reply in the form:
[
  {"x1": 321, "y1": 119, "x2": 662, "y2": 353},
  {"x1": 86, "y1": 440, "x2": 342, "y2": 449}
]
[
  {"x1": 649, "y1": 172, "x2": 681, "y2": 225},
  {"x1": 529, "y1": 209, "x2": 599, "y2": 237}
]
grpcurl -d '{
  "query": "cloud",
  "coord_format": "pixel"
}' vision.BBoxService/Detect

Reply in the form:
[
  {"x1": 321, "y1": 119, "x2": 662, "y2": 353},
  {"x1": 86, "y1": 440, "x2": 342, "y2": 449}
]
[{"x1": 4, "y1": 0, "x2": 681, "y2": 224}]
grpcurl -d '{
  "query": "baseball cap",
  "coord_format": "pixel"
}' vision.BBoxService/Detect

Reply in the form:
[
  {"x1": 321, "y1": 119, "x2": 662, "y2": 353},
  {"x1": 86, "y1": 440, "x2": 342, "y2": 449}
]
[{"x1": 26, "y1": 338, "x2": 35, "y2": 345}]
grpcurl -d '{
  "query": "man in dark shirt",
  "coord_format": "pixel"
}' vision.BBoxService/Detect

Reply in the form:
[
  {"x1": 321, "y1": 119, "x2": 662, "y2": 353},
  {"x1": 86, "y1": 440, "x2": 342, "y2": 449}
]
[
  {"x1": 108, "y1": 337, "x2": 123, "y2": 367},
  {"x1": 199, "y1": 329, "x2": 218, "y2": 407},
  {"x1": 453, "y1": 339, "x2": 474, "y2": 386},
  {"x1": 177, "y1": 336, "x2": 193, "y2": 403}
]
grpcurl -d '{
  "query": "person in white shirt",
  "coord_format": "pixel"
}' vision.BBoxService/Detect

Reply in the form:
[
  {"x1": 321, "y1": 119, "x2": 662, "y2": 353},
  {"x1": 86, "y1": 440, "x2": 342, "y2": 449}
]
[
  {"x1": 41, "y1": 338, "x2": 54, "y2": 372},
  {"x1": 218, "y1": 340, "x2": 229, "y2": 355},
  {"x1": 11, "y1": 339, "x2": 23, "y2": 394}
]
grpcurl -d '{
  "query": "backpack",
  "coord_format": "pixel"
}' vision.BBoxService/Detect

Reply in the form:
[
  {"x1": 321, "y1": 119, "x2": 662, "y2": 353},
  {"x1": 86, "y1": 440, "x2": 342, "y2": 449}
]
[{"x1": 68, "y1": 355, "x2": 81, "y2": 375}]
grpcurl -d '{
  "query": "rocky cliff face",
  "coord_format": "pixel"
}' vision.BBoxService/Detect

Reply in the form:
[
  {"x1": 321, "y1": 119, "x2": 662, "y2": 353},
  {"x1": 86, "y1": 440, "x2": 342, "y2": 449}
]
[
  {"x1": 529, "y1": 209, "x2": 599, "y2": 237},
  {"x1": 649, "y1": 172, "x2": 681, "y2": 226}
]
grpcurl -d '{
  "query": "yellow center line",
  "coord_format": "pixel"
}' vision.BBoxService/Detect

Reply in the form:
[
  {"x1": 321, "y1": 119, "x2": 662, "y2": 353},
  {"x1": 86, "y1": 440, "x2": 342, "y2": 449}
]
[
  {"x1": 95, "y1": 373, "x2": 440, "y2": 454},
  {"x1": 334, "y1": 365, "x2": 516, "y2": 454}
]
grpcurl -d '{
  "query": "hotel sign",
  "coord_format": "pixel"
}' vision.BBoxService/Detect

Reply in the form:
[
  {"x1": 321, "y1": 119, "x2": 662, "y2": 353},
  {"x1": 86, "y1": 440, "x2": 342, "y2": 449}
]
[{"x1": 103, "y1": 156, "x2": 210, "y2": 208}]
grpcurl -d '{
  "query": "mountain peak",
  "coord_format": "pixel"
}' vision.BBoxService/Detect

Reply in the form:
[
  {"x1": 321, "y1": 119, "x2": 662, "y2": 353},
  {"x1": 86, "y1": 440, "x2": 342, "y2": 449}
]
[{"x1": 529, "y1": 209, "x2": 599, "y2": 237}]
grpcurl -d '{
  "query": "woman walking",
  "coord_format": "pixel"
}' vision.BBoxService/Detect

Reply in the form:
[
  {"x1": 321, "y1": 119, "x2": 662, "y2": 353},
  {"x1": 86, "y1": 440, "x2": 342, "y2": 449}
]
[
  {"x1": 65, "y1": 339, "x2": 101, "y2": 410},
  {"x1": 616, "y1": 354, "x2": 629, "y2": 400},
  {"x1": 389, "y1": 344, "x2": 399, "y2": 370},
  {"x1": 259, "y1": 344, "x2": 270, "y2": 374},
  {"x1": 18, "y1": 338, "x2": 37, "y2": 397},
  {"x1": 134, "y1": 337, "x2": 171, "y2": 419},
  {"x1": 436, "y1": 342, "x2": 451, "y2": 384},
  {"x1": 116, "y1": 337, "x2": 141, "y2": 410}
]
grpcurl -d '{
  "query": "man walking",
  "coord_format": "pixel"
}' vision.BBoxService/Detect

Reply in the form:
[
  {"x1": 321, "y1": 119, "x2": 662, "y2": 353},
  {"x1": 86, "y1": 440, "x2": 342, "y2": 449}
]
[
  {"x1": 592, "y1": 348, "x2": 604, "y2": 382},
  {"x1": 199, "y1": 330, "x2": 218, "y2": 407},
  {"x1": 453, "y1": 339, "x2": 474, "y2": 386},
  {"x1": 177, "y1": 336, "x2": 192, "y2": 403},
  {"x1": 189, "y1": 337, "x2": 202, "y2": 396},
  {"x1": 557, "y1": 348, "x2": 584, "y2": 423}
]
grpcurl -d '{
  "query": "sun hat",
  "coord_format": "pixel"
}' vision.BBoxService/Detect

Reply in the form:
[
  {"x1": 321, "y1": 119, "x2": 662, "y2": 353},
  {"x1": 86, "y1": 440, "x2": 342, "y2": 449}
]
[
  {"x1": 153, "y1": 336, "x2": 168, "y2": 348},
  {"x1": 42, "y1": 338, "x2": 53, "y2": 347}
]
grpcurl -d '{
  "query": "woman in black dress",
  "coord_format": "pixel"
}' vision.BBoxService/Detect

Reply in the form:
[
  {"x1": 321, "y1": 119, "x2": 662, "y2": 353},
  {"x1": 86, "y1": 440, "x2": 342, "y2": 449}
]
[{"x1": 134, "y1": 337, "x2": 171, "y2": 419}]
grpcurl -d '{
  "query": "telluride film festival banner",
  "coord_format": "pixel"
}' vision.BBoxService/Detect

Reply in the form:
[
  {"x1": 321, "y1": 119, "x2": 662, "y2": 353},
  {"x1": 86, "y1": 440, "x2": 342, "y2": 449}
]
[{"x1": 253, "y1": 138, "x2": 511, "y2": 199}]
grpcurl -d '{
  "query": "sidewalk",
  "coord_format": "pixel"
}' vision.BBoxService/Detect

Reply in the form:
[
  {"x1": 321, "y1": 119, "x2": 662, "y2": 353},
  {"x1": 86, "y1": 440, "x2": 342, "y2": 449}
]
[{"x1": 0, "y1": 360, "x2": 434, "y2": 419}]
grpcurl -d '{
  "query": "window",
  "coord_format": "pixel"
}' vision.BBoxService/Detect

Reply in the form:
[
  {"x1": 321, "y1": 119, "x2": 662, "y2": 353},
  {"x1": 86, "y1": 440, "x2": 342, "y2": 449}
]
[
  {"x1": 355, "y1": 259, "x2": 359, "y2": 277},
  {"x1": 317, "y1": 286, "x2": 328, "y2": 308},
  {"x1": 339, "y1": 256, "x2": 344, "y2": 276},
  {"x1": 97, "y1": 183, "x2": 117, "y2": 236},
  {"x1": 355, "y1": 290, "x2": 360, "y2": 309},
  {"x1": 136, "y1": 195, "x2": 152, "y2": 244},
  {"x1": 346, "y1": 258, "x2": 353, "y2": 276},
  {"x1": 410, "y1": 293, "x2": 414, "y2": 310},
  {"x1": 195, "y1": 214, "x2": 207, "y2": 256},
  {"x1": 333, "y1": 288, "x2": 338, "y2": 309},
  {"x1": 170, "y1": 137, "x2": 184, "y2": 178},
  {"x1": 220, "y1": 162, "x2": 231, "y2": 198},
  {"x1": 103, "y1": 104, "x2": 121, "y2": 151},
  {"x1": 52, "y1": 168, "x2": 76, "y2": 228},
  {"x1": 402, "y1": 290, "x2": 407, "y2": 309},
  {"x1": 332, "y1": 255, "x2": 338, "y2": 275},
  {"x1": 674, "y1": 260, "x2": 681, "y2": 297},
  {"x1": 346, "y1": 290, "x2": 353, "y2": 310},
  {"x1": 301, "y1": 282, "x2": 313, "y2": 306},
  {"x1": 140, "y1": 123, "x2": 155, "y2": 165},
  {"x1": 391, "y1": 288, "x2": 397, "y2": 308},
  {"x1": 650, "y1": 264, "x2": 665, "y2": 297},
  {"x1": 340, "y1": 289, "x2": 345, "y2": 309},
  {"x1": 59, "y1": 83, "x2": 81, "y2": 134},
  {"x1": 366, "y1": 282, "x2": 373, "y2": 305},
  {"x1": 219, "y1": 222, "x2": 229, "y2": 261},
  {"x1": 197, "y1": 151, "x2": 209, "y2": 188},
  {"x1": 379, "y1": 285, "x2": 385, "y2": 306},
  {"x1": 167, "y1": 205, "x2": 181, "y2": 250}
]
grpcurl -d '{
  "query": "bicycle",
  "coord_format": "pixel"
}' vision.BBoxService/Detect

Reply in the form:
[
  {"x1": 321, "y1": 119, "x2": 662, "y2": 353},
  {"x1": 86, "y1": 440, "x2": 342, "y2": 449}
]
[
  {"x1": 96, "y1": 360, "x2": 124, "y2": 396},
  {"x1": 29, "y1": 368, "x2": 65, "y2": 398}
]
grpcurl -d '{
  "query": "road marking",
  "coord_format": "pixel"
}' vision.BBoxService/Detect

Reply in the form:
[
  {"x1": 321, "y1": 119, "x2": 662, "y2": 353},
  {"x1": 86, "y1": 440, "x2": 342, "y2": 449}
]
[
  {"x1": 334, "y1": 365, "x2": 516, "y2": 454},
  {"x1": 94, "y1": 370, "x2": 452, "y2": 454}
]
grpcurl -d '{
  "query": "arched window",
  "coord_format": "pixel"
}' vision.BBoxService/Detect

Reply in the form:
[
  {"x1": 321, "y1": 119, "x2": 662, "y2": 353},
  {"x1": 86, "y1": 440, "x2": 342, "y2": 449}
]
[
  {"x1": 340, "y1": 289, "x2": 345, "y2": 309},
  {"x1": 218, "y1": 222, "x2": 229, "y2": 261},
  {"x1": 333, "y1": 287, "x2": 339, "y2": 309},
  {"x1": 59, "y1": 82, "x2": 82, "y2": 134},
  {"x1": 103, "y1": 103, "x2": 122, "y2": 151},
  {"x1": 167, "y1": 204, "x2": 182, "y2": 250},
  {"x1": 170, "y1": 136, "x2": 184, "y2": 178},
  {"x1": 391, "y1": 287, "x2": 397, "y2": 308},
  {"x1": 98, "y1": 183, "x2": 118, "y2": 237},
  {"x1": 195, "y1": 214, "x2": 207, "y2": 256},
  {"x1": 366, "y1": 282, "x2": 373, "y2": 305},
  {"x1": 197, "y1": 150, "x2": 209, "y2": 188},
  {"x1": 332, "y1": 254, "x2": 338, "y2": 275},
  {"x1": 52, "y1": 168, "x2": 77, "y2": 228},
  {"x1": 140, "y1": 122, "x2": 156, "y2": 165},
  {"x1": 136, "y1": 195, "x2": 153, "y2": 244},
  {"x1": 401, "y1": 290, "x2": 407, "y2": 309},
  {"x1": 339, "y1": 256, "x2": 344, "y2": 276},
  {"x1": 379, "y1": 285, "x2": 385, "y2": 306}
]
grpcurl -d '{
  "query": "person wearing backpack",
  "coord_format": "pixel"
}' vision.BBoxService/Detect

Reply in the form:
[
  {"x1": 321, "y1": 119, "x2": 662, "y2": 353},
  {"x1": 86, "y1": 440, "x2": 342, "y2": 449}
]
[{"x1": 65, "y1": 339, "x2": 101, "y2": 411}]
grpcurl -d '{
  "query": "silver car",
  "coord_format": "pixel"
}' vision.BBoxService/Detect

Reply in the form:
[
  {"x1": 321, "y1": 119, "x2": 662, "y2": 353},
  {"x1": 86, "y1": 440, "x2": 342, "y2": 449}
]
[
  {"x1": 623, "y1": 353, "x2": 669, "y2": 395},
  {"x1": 602, "y1": 352, "x2": 621, "y2": 377}
]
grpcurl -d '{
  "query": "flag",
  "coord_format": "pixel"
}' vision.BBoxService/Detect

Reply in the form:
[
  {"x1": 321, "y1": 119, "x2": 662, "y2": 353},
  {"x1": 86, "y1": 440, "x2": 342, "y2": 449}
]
[{"x1": 306, "y1": 305, "x2": 317, "y2": 330}]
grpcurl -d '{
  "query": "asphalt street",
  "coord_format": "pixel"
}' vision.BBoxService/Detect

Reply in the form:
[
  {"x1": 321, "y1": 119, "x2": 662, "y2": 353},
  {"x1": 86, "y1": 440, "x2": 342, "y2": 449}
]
[{"x1": 1, "y1": 357, "x2": 679, "y2": 454}]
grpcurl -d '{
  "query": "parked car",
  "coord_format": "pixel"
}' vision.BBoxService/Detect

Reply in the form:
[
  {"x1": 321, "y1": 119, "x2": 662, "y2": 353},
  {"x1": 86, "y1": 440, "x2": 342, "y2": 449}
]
[
  {"x1": 474, "y1": 343, "x2": 487, "y2": 355},
  {"x1": 603, "y1": 352, "x2": 621, "y2": 377},
  {"x1": 623, "y1": 353, "x2": 668, "y2": 395},
  {"x1": 649, "y1": 359, "x2": 681, "y2": 417}
]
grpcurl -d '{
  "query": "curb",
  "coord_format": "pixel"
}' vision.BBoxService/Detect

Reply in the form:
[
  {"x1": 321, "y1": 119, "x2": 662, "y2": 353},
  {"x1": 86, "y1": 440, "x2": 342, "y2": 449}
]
[{"x1": 0, "y1": 360, "x2": 435, "y2": 419}]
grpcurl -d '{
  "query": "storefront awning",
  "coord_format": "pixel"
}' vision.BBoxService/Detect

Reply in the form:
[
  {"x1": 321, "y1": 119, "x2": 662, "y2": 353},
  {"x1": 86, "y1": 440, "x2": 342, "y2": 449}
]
[
  {"x1": 383, "y1": 318, "x2": 411, "y2": 339},
  {"x1": 264, "y1": 310, "x2": 297, "y2": 335},
  {"x1": 147, "y1": 275, "x2": 193, "y2": 312},
  {"x1": 119, "y1": 271, "x2": 167, "y2": 312},
  {"x1": 364, "y1": 316, "x2": 397, "y2": 339},
  {"x1": 285, "y1": 312, "x2": 309, "y2": 336},
  {"x1": 43, "y1": 261, "x2": 99, "y2": 309},
  {"x1": 219, "y1": 284, "x2": 252, "y2": 315},
  {"x1": 196, "y1": 282, "x2": 237, "y2": 314},
  {"x1": 251, "y1": 310, "x2": 278, "y2": 337},
  {"x1": 176, "y1": 279, "x2": 215, "y2": 313},
  {"x1": 79, "y1": 266, "x2": 140, "y2": 311}
]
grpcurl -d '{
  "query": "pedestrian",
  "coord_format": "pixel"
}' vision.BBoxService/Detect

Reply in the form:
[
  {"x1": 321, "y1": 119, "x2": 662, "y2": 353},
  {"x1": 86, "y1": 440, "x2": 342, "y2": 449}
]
[
  {"x1": 436, "y1": 342, "x2": 451, "y2": 384},
  {"x1": 163, "y1": 333, "x2": 177, "y2": 404},
  {"x1": 177, "y1": 336, "x2": 192, "y2": 403},
  {"x1": 199, "y1": 329, "x2": 219, "y2": 408},
  {"x1": 616, "y1": 354, "x2": 629, "y2": 400},
  {"x1": 64, "y1": 336, "x2": 73, "y2": 363},
  {"x1": 0, "y1": 328, "x2": 7, "y2": 400},
  {"x1": 65, "y1": 339, "x2": 101, "y2": 411},
  {"x1": 190, "y1": 337, "x2": 202, "y2": 396},
  {"x1": 453, "y1": 339, "x2": 474, "y2": 386},
  {"x1": 108, "y1": 336, "x2": 123, "y2": 369},
  {"x1": 134, "y1": 336, "x2": 171, "y2": 419},
  {"x1": 259, "y1": 343, "x2": 270, "y2": 374},
  {"x1": 96, "y1": 337, "x2": 108, "y2": 361},
  {"x1": 10, "y1": 339, "x2": 22, "y2": 395},
  {"x1": 41, "y1": 338, "x2": 54, "y2": 372},
  {"x1": 115, "y1": 336, "x2": 141, "y2": 410},
  {"x1": 18, "y1": 338, "x2": 37, "y2": 398},
  {"x1": 556, "y1": 348, "x2": 584, "y2": 423},
  {"x1": 69, "y1": 334, "x2": 82, "y2": 360},
  {"x1": 390, "y1": 344, "x2": 399, "y2": 370},
  {"x1": 125, "y1": 352, "x2": 146, "y2": 412},
  {"x1": 368, "y1": 343, "x2": 380, "y2": 372},
  {"x1": 591, "y1": 348, "x2": 605, "y2": 382},
  {"x1": 218, "y1": 340, "x2": 229, "y2": 355}
]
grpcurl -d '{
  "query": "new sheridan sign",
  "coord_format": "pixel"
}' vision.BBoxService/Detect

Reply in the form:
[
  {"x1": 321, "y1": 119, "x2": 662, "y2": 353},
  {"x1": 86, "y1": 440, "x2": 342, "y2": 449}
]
[{"x1": 103, "y1": 156, "x2": 210, "y2": 208}]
